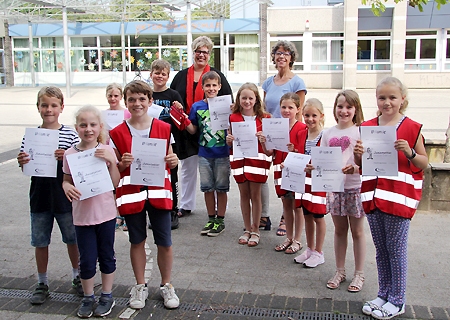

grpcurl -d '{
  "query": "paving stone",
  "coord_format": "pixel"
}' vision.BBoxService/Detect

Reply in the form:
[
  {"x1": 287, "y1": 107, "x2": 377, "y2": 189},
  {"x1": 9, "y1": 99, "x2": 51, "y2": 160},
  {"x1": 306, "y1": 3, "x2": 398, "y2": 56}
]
[
  {"x1": 240, "y1": 293, "x2": 257, "y2": 307},
  {"x1": 254, "y1": 294, "x2": 273, "y2": 309},
  {"x1": 182, "y1": 289, "x2": 201, "y2": 303},
  {"x1": 285, "y1": 296, "x2": 301, "y2": 310},
  {"x1": 42, "y1": 299, "x2": 66, "y2": 314},
  {"x1": 56, "y1": 301, "x2": 78, "y2": 317},
  {"x1": 301, "y1": 297, "x2": 317, "y2": 311},
  {"x1": 348, "y1": 300, "x2": 362, "y2": 315},
  {"x1": 0, "y1": 276, "x2": 15, "y2": 288},
  {"x1": 195, "y1": 290, "x2": 214, "y2": 304},
  {"x1": 210, "y1": 290, "x2": 228, "y2": 305},
  {"x1": 224, "y1": 292, "x2": 243, "y2": 305},
  {"x1": 414, "y1": 305, "x2": 432, "y2": 319},
  {"x1": 269, "y1": 295, "x2": 286, "y2": 309},
  {"x1": 112, "y1": 283, "x2": 130, "y2": 297},
  {"x1": 0, "y1": 297, "x2": 13, "y2": 308},
  {"x1": 430, "y1": 307, "x2": 448, "y2": 320},
  {"x1": 13, "y1": 277, "x2": 35, "y2": 290},
  {"x1": 2, "y1": 298, "x2": 29, "y2": 311},
  {"x1": 333, "y1": 300, "x2": 348, "y2": 314},
  {"x1": 400, "y1": 304, "x2": 414, "y2": 319},
  {"x1": 317, "y1": 298, "x2": 332, "y2": 312}
]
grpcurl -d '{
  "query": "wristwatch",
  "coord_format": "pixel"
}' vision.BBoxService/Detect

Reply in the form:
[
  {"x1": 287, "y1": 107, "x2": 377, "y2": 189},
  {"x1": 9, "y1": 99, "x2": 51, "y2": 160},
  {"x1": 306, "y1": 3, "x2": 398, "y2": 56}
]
[{"x1": 406, "y1": 148, "x2": 416, "y2": 160}]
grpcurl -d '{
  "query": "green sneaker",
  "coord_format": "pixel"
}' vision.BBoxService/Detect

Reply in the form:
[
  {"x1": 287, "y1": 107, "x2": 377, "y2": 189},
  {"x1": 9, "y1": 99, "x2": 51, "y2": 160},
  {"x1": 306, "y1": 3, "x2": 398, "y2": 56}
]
[
  {"x1": 200, "y1": 219, "x2": 215, "y2": 235},
  {"x1": 207, "y1": 219, "x2": 225, "y2": 237},
  {"x1": 29, "y1": 283, "x2": 49, "y2": 305}
]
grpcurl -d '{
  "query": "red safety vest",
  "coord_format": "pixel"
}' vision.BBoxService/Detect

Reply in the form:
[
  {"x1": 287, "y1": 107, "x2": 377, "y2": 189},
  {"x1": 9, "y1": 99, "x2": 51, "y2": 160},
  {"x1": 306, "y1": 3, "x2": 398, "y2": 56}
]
[
  {"x1": 294, "y1": 129, "x2": 327, "y2": 214},
  {"x1": 110, "y1": 119, "x2": 173, "y2": 214},
  {"x1": 229, "y1": 113, "x2": 272, "y2": 183},
  {"x1": 273, "y1": 121, "x2": 307, "y2": 197},
  {"x1": 360, "y1": 117, "x2": 424, "y2": 219}
]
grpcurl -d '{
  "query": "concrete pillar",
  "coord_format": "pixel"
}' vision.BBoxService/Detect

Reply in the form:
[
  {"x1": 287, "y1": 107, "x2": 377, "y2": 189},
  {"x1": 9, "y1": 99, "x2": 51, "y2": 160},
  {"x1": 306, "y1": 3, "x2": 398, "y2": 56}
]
[
  {"x1": 3, "y1": 21, "x2": 14, "y2": 87},
  {"x1": 342, "y1": 0, "x2": 358, "y2": 90},
  {"x1": 259, "y1": 2, "x2": 268, "y2": 86},
  {"x1": 391, "y1": 1, "x2": 407, "y2": 80}
]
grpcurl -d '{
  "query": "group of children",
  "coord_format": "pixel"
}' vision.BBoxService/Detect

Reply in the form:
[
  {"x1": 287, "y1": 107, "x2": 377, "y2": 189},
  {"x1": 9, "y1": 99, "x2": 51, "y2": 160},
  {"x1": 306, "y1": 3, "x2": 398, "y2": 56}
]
[{"x1": 17, "y1": 56, "x2": 427, "y2": 320}]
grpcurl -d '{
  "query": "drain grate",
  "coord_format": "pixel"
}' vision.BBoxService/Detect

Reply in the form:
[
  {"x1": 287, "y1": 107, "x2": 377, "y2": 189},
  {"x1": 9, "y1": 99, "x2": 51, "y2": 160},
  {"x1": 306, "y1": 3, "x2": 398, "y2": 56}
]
[{"x1": 0, "y1": 288, "x2": 129, "y2": 307}]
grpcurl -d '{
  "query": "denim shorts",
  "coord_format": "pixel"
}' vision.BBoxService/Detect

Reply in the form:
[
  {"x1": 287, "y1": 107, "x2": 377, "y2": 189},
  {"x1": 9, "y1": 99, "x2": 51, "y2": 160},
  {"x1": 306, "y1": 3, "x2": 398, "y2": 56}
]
[
  {"x1": 198, "y1": 156, "x2": 230, "y2": 193},
  {"x1": 30, "y1": 211, "x2": 77, "y2": 247},
  {"x1": 124, "y1": 201, "x2": 172, "y2": 247}
]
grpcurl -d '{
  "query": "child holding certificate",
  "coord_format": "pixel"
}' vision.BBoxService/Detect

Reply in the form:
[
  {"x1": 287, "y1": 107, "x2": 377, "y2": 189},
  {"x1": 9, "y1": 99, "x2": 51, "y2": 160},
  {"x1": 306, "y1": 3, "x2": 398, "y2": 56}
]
[
  {"x1": 226, "y1": 83, "x2": 272, "y2": 247},
  {"x1": 259, "y1": 92, "x2": 306, "y2": 255},
  {"x1": 292, "y1": 98, "x2": 327, "y2": 268},
  {"x1": 354, "y1": 77, "x2": 427, "y2": 319},
  {"x1": 109, "y1": 80, "x2": 180, "y2": 310},
  {"x1": 17, "y1": 86, "x2": 83, "y2": 305},
  {"x1": 62, "y1": 105, "x2": 120, "y2": 318},
  {"x1": 320, "y1": 90, "x2": 366, "y2": 293}
]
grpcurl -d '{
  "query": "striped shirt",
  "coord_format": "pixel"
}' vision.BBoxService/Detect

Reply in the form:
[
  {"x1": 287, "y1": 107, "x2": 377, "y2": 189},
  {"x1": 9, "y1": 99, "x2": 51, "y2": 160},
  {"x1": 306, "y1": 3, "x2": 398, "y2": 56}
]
[{"x1": 305, "y1": 131, "x2": 323, "y2": 155}]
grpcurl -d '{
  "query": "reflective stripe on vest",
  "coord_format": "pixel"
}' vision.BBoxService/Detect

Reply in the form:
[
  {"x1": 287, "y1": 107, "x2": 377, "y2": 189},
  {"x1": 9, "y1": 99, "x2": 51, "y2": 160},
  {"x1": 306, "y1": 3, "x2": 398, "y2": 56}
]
[{"x1": 118, "y1": 171, "x2": 171, "y2": 187}]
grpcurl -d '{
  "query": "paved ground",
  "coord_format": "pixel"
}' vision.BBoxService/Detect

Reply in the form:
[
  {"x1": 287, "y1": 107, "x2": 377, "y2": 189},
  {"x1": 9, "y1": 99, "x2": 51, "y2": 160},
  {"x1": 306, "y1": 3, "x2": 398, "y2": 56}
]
[{"x1": 0, "y1": 86, "x2": 449, "y2": 319}]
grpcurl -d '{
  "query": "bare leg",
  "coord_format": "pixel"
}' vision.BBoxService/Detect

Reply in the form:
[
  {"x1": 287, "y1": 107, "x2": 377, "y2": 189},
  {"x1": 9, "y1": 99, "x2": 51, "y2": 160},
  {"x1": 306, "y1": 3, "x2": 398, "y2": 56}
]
[
  {"x1": 35, "y1": 247, "x2": 49, "y2": 273},
  {"x1": 81, "y1": 277, "x2": 95, "y2": 295},
  {"x1": 216, "y1": 192, "x2": 228, "y2": 217},
  {"x1": 249, "y1": 182, "x2": 262, "y2": 233},
  {"x1": 204, "y1": 192, "x2": 216, "y2": 216},
  {"x1": 332, "y1": 215, "x2": 349, "y2": 270},
  {"x1": 130, "y1": 240, "x2": 146, "y2": 284},
  {"x1": 314, "y1": 216, "x2": 326, "y2": 253},
  {"x1": 304, "y1": 215, "x2": 315, "y2": 250},
  {"x1": 157, "y1": 245, "x2": 173, "y2": 285},
  {"x1": 293, "y1": 208, "x2": 304, "y2": 243},
  {"x1": 281, "y1": 197, "x2": 294, "y2": 240},
  {"x1": 67, "y1": 243, "x2": 80, "y2": 270},
  {"x1": 349, "y1": 216, "x2": 366, "y2": 272},
  {"x1": 238, "y1": 182, "x2": 252, "y2": 231}
]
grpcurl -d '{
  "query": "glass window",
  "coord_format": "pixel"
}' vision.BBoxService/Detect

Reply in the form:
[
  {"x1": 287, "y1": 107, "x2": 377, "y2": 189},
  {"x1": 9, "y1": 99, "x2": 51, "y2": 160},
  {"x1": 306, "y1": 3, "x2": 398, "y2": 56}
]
[
  {"x1": 357, "y1": 33, "x2": 391, "y2": 71},
  {"x1": 405, "y1": 39, "x2": 416, "y2": 59},
  {"x1": 420, "y1": 39, "x2": 436, "y2": 59},
  {"x1": 405, "y1": 32, "x2": 438, "y2": 70},
  {"x1": 100, "y1": 36, "x2": 122, "y2": 47},
  {"x1": 100, "y1": 49, "x2": 124, "y2": 72},
  {"x1": 160, "y1": 48, "x2": 187, "y2": 71},
  {"x1": 358, "y1": 40, "x2": 371, "y2": 60},
  {"x1": 13, "y1": 38, "x2": 38, "y2": 48},
  {"x1": 229, "y1": 34, "x2": 258, "y2": 45},
  {"x1": 130, "y1": 35, "x2": 158, "y2": 47},
  {"x1": 375, "y1": 40, "x2": 390, "y2": 61},
  {"x1": 161, "y1": 35, "x2": 187, "y2": 46},
  {"x1": 228, "y1": 34, "x2": 259, "y2": 71},
  {"x1": 71, "y1": 37, "x2": 97, "y2": 48},
  {"x1": 41, "y1": 37, "x2": 64, "y2": 49},
  {"x1": 312, "y1": 40, "x2": 327, "y2": 62}
]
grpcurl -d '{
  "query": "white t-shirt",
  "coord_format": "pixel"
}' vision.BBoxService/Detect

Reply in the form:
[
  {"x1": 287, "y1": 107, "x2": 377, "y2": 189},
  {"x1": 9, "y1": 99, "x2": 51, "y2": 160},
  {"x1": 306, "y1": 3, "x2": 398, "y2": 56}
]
[{"x1": 321, "y1": 125, "x2": 361, "y2": 190}]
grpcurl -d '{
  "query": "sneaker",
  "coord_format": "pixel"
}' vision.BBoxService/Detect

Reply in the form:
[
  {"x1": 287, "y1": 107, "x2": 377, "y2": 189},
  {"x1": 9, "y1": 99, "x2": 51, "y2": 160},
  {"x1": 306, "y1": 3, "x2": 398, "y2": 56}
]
[
  {"x1": 303, "y1": 250, "x2": 325, "y2": 268},
  {"x1": 77, "y1": 296, "x2": 95, "y2": 318},
  {"x1": 200, "y1": 219, "x2": 215, "y2": 235},
  {"x1": 129, "y1": 284, "x2": 148, "y2": 309},
  {"x1": 160, "y1": 283, "x2": 180, "y2": 309},
  {"x1": 372, "y1": 302, "x2": 405, "y2": 320},
  {"x1": 294, "y1": 247, "x2": 312, "y2": 264},
  {"x1": 29, "y1": 283, "x2": 49, "y2": 305},
  {"x1": 94, "y1": 295, "x2": 115, "y2": 317},
  {"x1": 171, "y1": 211, "x2": 179, "y2": 230},
  {"x1": 207, "y1": 219, "x2": 225, "y2": 237},
  {"x1": 72, "y1": 276, "x2": 84, "y2": 297}
]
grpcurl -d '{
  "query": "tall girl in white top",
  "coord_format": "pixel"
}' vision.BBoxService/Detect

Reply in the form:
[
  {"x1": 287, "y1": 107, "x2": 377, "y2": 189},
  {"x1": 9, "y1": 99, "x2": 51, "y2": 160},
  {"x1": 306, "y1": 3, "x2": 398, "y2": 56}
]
[
  {"x1": 62, "y1": 105, "x2": 120, "y2": 318},
  {"x1": 321, "y1": 90, "x2": 366, "y2": 293}
]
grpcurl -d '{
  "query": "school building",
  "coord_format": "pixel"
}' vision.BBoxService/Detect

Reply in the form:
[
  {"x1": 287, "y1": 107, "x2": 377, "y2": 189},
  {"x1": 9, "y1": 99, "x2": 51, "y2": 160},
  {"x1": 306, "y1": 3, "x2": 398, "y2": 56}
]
[{"x1": 0, "y1": 0, "x2": 449, "y2": 89}]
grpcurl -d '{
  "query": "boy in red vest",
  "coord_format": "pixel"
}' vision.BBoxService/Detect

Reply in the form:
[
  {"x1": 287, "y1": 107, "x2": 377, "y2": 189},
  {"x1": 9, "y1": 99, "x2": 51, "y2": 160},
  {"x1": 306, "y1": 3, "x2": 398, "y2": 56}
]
[{"x1": 109, "y1": 80, "x2": 179, "y2": 310}]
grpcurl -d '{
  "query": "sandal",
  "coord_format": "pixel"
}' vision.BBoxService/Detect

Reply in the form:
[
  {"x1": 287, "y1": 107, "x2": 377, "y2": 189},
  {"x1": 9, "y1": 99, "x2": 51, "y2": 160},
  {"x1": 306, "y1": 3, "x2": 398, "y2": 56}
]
[
  {"x1": 177, "y1": 208, "x2": 191, "y2": 217},
  {"x1": 285, "y1": 240, "x2": 302, "y2": 254},
  {"x1": 247, "y1": 232, "x2": 260, "y2": 247},
  {"x1": 326, "y1": 269, "x2": 346, "y2": 289},
  {"x1": 238, "y1": 231, "x2": 251, "y2": 245},
  {"x1": 276, "y1": 217, "x2": 286, "y2": 236},
  {"x1": 348, "y1": 272, "x2": 365, "y2": 292},
  {"x1": 259, "y1": 217, "x2": 272, "y2": 231},
  {"x1": 275, "y1": 238, "x2": 293, "y2": 252}
]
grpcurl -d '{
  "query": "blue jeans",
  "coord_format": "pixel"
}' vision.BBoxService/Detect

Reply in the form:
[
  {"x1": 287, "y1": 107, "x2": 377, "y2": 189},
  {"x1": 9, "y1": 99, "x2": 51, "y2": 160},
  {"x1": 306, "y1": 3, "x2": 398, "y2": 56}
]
[
  {"x1": 30, "y1": 211, "x2": 77, "y2": 247},
  {"x1": 198, "y1": 156, "x2": 230, "y2": 193}
]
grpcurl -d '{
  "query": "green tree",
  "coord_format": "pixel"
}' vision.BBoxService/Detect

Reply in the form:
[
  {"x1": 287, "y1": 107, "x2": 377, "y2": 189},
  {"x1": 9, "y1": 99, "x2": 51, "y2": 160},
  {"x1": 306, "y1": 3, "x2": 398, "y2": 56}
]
[
  {"x1": 363, "y1": 0, "x2": 449, "y2": 16},
  {"x1": 189, "y1": 0, "x2": 230, "y2": 20}
]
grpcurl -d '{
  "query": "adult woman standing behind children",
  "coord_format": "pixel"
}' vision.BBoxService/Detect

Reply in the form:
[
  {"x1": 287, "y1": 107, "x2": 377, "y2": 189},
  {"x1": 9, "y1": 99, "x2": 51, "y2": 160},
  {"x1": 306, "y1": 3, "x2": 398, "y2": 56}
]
[
  {"x1": 262, "y1": 40, "x2": 307, "y2": 236},
  {"x1": 170, "y1": 36, "x2": 232, "y2": 218},
  {"x1": 355, "y1": 77, "x2": 428, "y2": 319}
]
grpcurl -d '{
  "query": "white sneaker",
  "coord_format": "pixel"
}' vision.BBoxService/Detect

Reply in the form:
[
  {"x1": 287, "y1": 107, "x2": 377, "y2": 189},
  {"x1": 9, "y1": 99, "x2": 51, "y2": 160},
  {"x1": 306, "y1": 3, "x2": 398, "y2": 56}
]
[
  {"x1": 129, "y1": 284, "x2": 148, "y2": 309},
  {"x1": 294, "y1": 247, "x2": 312, "y2": 264},
  {"x1": 160, "y1": 283, "x2": 180, "y2": 309},
  {"x1": 303, "y1": 250, "x2": 325, "y2": 268}
]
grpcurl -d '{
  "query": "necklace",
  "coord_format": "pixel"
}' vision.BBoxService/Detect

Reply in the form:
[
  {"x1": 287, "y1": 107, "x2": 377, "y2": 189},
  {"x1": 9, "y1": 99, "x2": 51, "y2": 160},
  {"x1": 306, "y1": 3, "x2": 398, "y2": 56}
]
[{"x1": 73, "y1": 142, "x2": 99, "y2": 152}]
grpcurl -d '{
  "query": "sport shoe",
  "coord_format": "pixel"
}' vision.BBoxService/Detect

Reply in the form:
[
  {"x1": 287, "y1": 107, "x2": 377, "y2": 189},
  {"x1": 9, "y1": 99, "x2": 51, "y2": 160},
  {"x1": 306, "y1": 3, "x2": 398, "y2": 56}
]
[
  {"x1": 207, "y1": 219, "x2": 225, "y2": 237},
  {"x1": 294, "y1": 247, "x2": 312, "y2": 264},
  {"x1": 129, "y1": 284, "x2": 148, "y2": 309},
  {"x1": 94, "y1": 295, "x2": 115, "y2": 317},
  {"x1": 30, "y1": 283, "x2": 49, "y2": 305},
  {"x1": 77, "y1": 296, "x2": 95, "y2": 318},
  {"x1": 72, "y1": 276, "x2": 84, "y2": 297},
  {"x1": 200, "y1": 219, "x2": 215, "y2": 235},
  {"x1": 303, "y1": 250, "x2": 325, "y2": 268},
  {"x1": 171, "y1": 211, "x2": 179, "y2": 230},
  {"x1": 160, "y1": 283, "x2": 180, "y2": 309}
]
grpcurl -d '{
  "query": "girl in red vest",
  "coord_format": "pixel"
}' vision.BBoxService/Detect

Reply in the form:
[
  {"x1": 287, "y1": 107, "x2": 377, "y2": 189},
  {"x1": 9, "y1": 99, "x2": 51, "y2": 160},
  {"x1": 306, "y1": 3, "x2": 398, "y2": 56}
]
[
  {"x1": 354, "y1": 77, "x2": 428, "y2": 319},
  {"x1": 292, "y1": 98, "x2": 327, "y2": 268},
  {"x1": 259, "y1": 93, "x2": 307, "y2": 254},
  {"x1": 320, "y1": 90, "x2": 366, "y2": 292},
  {"x1": 227, "y1": 83, "x2": 271, "y2": 247}
]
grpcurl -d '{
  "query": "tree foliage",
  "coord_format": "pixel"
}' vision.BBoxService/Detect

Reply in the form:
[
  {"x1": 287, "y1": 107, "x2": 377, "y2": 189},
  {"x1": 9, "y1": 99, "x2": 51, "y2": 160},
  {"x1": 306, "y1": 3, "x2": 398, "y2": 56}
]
[{"x1": 362, "y1": 0, "x2": 449, "y2": 16}]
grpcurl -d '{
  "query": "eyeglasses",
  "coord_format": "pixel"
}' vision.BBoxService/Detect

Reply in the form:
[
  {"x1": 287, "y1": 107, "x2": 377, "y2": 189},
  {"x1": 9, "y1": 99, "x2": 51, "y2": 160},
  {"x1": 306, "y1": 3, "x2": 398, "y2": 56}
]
[
  {"x1": 274, "y1": 51, "x2": 291, "y2": 57},
  {"x1": 195, "y1": 50, "x2": 210, "y2": 56}
]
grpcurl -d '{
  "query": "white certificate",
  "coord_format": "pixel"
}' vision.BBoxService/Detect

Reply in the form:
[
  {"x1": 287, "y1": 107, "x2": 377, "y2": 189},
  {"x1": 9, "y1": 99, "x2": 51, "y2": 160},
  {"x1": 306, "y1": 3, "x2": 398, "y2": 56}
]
[
  {"x1": 130, "y1": 137, "x2": 166, "y2": 187},
  {"x1": 22, "y1": 128, "x2": 59, "y2": 177},
  {"x1": 361, "y1": 126, "x2": 398, "y2": 176},
  {"x1": 311, "y1": 147, "x2": 344, "y2": 192},
  {"x1": 66, "y1": 148, "x2": 114, "y2": 200},
  {"x1": 280, "y1": 152, "x2": 310, "y2": 193},
  {"x1": 147, "y1": 103, "x2": 164, "y2": 119},
  {"x1": 208, "y1": 95, "x2": 232, "y2": 132},
  {"x1": 102, "y1": 110, "x2": 124, "y2": 130},
  {"x1": 262, "y1": 118, "x2": 290, "y2": 152},
  {"x1": 232, "y1": 121, "x2": 258, "y2": 158}
]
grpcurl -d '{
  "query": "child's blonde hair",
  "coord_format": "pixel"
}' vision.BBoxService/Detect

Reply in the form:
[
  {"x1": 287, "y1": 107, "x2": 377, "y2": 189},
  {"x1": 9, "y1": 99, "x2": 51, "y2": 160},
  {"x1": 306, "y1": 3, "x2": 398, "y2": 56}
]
[
  {"x1": 303, "y1": 98, "x2": 325, "y2": 127},
  {"x1": 376, "y1": 76, "x2": 409, "y2": 115},
  {"x1": 280, "y1": 92, "x2": 302, "y2": 120},
  {"x1": 232, "y1": 82, "x2": 267, "y2": 119},
  {"x1": 105, "y1": 83, "x2": 123, "y2": 97},
  {"x1": 151, "y1": 59, "x2": 171, "y2": 73},
  {"x1": 333, "y1": 90, "x2": 364, "y2": 126},
  {"x1": 74, "y1": 105, "x2": 106, "y2": 144},
  {"x1": 36, "y1": 86, "x2": 64, "y2": 107}
]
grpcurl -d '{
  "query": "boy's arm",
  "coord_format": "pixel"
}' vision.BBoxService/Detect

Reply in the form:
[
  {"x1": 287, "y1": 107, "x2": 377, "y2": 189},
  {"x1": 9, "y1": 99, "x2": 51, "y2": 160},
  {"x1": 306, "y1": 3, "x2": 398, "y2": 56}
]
[
  {"x1": 17, "y1": 151, "x2": 30, "y2": 171},
  {"x1": 186, "y1": 123, "x2": 197, "y2": 135}
]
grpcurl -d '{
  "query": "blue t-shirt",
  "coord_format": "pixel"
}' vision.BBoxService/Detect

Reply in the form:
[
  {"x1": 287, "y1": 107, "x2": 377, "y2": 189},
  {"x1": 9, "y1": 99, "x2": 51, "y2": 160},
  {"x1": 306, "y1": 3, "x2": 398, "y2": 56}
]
[
  {"x1": 262, "y1": 75, "x2": 307, "y2": 118},
  {"x1": 188, "y1": 100, "x2": 229, "y2": 158}
]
